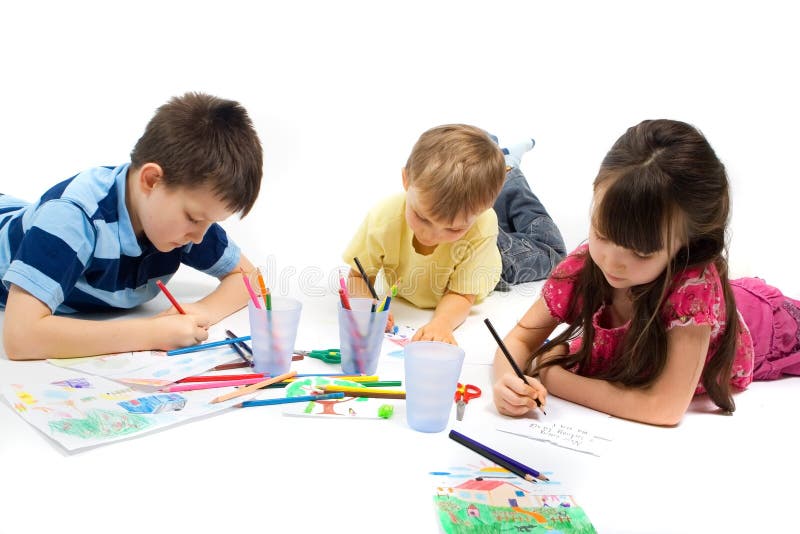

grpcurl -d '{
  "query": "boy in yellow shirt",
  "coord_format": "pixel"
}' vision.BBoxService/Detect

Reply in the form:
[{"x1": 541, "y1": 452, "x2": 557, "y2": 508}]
[{"x1": 343, "y1": 124, "x2": 565, "y2": 344}]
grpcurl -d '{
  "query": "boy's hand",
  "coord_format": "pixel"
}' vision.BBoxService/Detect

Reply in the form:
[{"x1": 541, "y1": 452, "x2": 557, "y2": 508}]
[
  {"x1": 493, "y1": 372, "x2": 547, "y2": 417},
  {"x1": 151, "y1": 314, "x2": 210, "y2": 350},
  {"x1": 412, "y1": 319, "x2": 457, "y2": 345},
  {"x1": 157, "y1": 302, "x2": 213, "y2": 325}
]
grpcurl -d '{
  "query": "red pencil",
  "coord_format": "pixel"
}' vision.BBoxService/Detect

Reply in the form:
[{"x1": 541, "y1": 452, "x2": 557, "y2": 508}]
[
  {"x1": 156, "y1": 280, "x2": 186, "y2": 314},
  {"x1": 176, "y1": 373, "x2": 266, "y2": 383}
]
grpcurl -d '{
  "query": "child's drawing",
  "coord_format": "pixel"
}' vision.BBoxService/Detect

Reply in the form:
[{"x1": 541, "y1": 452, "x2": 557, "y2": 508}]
[
  {"x1": 2, "y1": 375, "x2": 246, "y2": 451},
  {"x1": 281, "y1": 377, "x2": 397, "y2": 419},
  {"x1": 431, "y1": 462, "x2": 596, "y2": 533}
]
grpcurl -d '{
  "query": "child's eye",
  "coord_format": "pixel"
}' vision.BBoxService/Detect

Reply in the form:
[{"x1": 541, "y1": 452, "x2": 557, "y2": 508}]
[
  {"x1": 186, "y1": 214, "x2": 199, "y2": 224},
  {"x1": 633, "y1": 251, "x2": 654, "y2": 260},
  {"x1": 415, "y1": 212, "x2": 429, "y2": 224}
]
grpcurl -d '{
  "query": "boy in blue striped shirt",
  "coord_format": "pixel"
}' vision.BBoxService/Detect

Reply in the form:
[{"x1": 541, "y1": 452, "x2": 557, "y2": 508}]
[{"x1": 0, "y1": 92, "x2": 263, "y2": 360}]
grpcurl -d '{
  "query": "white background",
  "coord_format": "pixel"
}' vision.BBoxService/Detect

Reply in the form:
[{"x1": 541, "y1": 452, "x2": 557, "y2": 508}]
[
  {"x1": 1, "y1": 3, "x2": 799, "y2": 534},
  {"x1": 1, "y1": 0, "x2": 798, "y2": 297}
]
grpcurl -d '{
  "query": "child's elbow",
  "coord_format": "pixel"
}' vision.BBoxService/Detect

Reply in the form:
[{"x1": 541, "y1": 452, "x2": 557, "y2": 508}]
[
  {"x1": 3, "y1": 327, "x2": 43, "y2": 361},
  {"x1": 640, "y1": 397, "x2": 687, "y2": 427}
]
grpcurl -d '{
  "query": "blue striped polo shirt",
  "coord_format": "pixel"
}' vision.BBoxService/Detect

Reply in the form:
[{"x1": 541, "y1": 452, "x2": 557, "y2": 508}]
[{"x1": 0, "y1": 164, "x2": 240, "y2": 313}]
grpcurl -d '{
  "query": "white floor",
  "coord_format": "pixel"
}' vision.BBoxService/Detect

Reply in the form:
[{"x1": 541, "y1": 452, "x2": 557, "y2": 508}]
[{"x1": 1, "y1": 3, "x2": 799, "y2": 533}]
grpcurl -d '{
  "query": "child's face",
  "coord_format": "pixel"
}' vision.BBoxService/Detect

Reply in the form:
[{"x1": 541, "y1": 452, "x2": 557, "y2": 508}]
[
  {"x1": 588, "y1": 224, "x2": 676, "y2": 290},
  {"x1": 138, "y1": 184, "x2": 235, "y2": 252},
  {"x1": 404, "y1": 185, "x2": 479, "y2": 247}
]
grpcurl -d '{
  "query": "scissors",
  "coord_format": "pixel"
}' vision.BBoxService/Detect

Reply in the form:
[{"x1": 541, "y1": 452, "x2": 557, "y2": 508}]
[
  {"x1": 454, "y1": 382, "x2": 481, "y2": 421},
  {"x1": 294, "y1": 349, "x2": 342, "y2": 364}
]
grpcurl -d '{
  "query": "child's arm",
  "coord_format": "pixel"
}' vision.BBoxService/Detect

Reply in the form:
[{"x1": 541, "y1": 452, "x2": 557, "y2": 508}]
[
  {"x1": 411, "y1": 290, "x2": 475, "y2": 345},
  {"x1": 492, "y1": 297, "x2": 557, "y2": 415},
  {"x1": 3, "y1": 285, "x2": 210, "y2": 360},
  {"x1": 170, "y1": 255, "x2": 256, "y2": 325},
  {"x1": 538, "y1": 324, "x2": 710, "y2": 426}
]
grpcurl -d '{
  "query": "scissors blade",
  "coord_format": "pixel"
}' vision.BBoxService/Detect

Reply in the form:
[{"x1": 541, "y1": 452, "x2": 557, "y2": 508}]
[{"x1": 456, "y1": 400, "x2": 465, "y2": 421}]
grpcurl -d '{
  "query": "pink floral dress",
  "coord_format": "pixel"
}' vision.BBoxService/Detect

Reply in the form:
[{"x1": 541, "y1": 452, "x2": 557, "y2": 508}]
[{"x1": 542, "y1": 245, "x2": 755, "y2": 393}]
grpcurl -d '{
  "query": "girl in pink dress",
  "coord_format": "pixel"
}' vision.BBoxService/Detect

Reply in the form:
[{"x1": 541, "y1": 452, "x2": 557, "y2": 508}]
[{"x1": 492, "y1": 119, "x2": 800, "y2": 425}]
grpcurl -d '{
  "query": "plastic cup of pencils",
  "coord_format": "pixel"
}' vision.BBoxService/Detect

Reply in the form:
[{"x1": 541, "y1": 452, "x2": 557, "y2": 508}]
[
  {"x1": 338, "y1": 297, "x2": 389, "y2": 375},
  {"x1": 248, "y1": 298, "x2": 302, "y2": 376},
  {"x1": 404, "y1": 341, "x2": 465, "y2": 433}
]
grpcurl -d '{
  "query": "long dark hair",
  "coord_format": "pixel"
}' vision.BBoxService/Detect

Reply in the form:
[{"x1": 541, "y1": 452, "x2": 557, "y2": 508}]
[{"x1": 531, "y1": 119, "x2": 739, "y2": 413}]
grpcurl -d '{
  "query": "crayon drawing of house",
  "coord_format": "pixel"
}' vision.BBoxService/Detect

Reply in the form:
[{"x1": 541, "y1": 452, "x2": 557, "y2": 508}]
[{"x1": 452, "y1": 479, "x2": 535, "y2": 509}]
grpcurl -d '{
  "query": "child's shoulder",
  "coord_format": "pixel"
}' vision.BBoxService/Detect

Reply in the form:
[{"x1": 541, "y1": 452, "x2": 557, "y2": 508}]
[{"x1": 47, "y1": 164, "x2": 127, "y2": 215}]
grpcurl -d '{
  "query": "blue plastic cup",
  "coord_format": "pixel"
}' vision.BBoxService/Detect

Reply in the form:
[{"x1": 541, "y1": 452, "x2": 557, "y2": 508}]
[
  {"x1": 404, "y1": 341, "x2": 465, "y2": 433},
  {"x1": 248, "y1": 297, "x2": 302, "y2": 376},
  {"x1": 338, "y1": 298, "x2": 389, "y2": 375}
]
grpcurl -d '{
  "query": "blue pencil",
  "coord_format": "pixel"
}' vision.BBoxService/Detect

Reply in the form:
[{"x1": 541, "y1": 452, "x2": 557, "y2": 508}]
[
  {"x1": 166, "y1": 336, "x2": 252, "y2": 356},
  {"x1": 449, "y1": 430, "x2": 549, "y2": 482},
  {"x1": 239, "y1": 392, "x2": 345, "y2": 408}
]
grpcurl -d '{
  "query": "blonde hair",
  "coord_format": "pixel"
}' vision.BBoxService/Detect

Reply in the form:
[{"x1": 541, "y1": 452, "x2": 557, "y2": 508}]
[{"x1": 405, "y1": 124, "x2": 505, "y2": 222}]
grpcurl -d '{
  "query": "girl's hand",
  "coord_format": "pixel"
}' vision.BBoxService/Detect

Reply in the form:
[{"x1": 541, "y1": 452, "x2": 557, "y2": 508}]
[
  {"x1": 150, "y1": 314, "x2": 210, "y2": 351},
  {"x1": 493, "y1": 372, "x2": 547, "y2": 417},
  {"x1": 412, "y1": 319, "x2": 457, "y2": 345}
]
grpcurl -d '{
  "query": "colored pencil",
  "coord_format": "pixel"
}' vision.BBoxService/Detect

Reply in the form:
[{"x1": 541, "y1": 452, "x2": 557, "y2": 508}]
[
  {"x1": 241, "y1": 268, "x2": 261, "y2": 309},
  {"x1": 238, "y1": 392, "x2": 345, "y2": 408},
  {"x1": 225, "y1": 330, "x2": 253, "y2": 355},
  {"x1": 225, "y1": 330, "x2": 253, "y2": 366},
  {"x1": 484, "y1": 318, "x2": 546, "y2": 415},
  {"x1": 338, "y1": 288, "x2": 352, "y2": 311},
  {"x1": 256, "y1": 268, "x2": 268, "y2": 308},
  {"x1": 162, "y1": 377, "x2": 269, "y2": 393},
  {"x1": 353, "y1": 256, "x2": 379, "y2": 300},
  {"x1": 362, "y1": 380, "x2": 402, "y2": 387},
  {"x1": 156, "y1": 280, "x2": 186, "y2": 314},
  {"x1": 212, "y1": 361, "x2": 252, "y2": 371},
  {"x1": 321, "y1": 386, "x2": 405, "y2": 399},
  {"x1": 177, "y1": 373, "x2": 265, "y2": 383},
  {"x1": 210, "y1": 370, "x2": 297, "y2": 404},
  {"x1": 449, "y1": 430, "x2": 549, "y2": 482},
  {"x1": 166, "y1": 336, "x2": 252, "y2": 356}
]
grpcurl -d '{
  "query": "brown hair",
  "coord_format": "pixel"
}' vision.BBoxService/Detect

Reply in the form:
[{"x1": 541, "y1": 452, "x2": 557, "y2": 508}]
[
  {"x1": 130, "y1": 92, "x2": 263, "y2": 216},
  {"x1": 405, "y1": 124, "x2": 505, "y2": 222},
  {"x1": 532, "y1": 119, "x2": 739, "y2": 413}
]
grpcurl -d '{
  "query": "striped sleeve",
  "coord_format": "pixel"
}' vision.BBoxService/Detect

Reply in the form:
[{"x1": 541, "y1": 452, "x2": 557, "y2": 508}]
[{"x1": 2, "y1": 200, "x2": 95, "y2": 312}]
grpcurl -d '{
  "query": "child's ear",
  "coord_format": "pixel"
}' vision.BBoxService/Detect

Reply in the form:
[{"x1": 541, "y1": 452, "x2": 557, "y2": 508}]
[
  {"x1": 401, "y1": 167, "x2": 409, "y2": 191},
  {"x1": 139, "y1": 163, "x2": 165, "y2": 193}
]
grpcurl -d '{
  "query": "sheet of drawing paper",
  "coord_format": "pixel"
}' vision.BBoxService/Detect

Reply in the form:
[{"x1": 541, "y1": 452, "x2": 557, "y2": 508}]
[
  {"x1": 280, "y1": 376, "x2": 401, "y2": 420},
  {"x1": 1, "y1": 375, "x2": 247, "y2": 451},
  {"x1": 430, "y1": 460, "x2": 597, "y2": 533},
  {"x1": 495, "y1": 397, "x2": 615, "y2": 456},
  {"x1": 496, "y1": 420, "x2": 613, "y2": 456},
  {"x1": 380, "y1": 325, "x2": 416, "y2": 359},
  {"x1": 45, "y1": 325, "x2": 239, "y2": 387}
]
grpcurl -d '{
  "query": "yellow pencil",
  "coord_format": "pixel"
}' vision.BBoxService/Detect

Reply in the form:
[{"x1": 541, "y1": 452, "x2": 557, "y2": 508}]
[{"x1": 210, "y1": 370, "x2": 297, "y2": 404}]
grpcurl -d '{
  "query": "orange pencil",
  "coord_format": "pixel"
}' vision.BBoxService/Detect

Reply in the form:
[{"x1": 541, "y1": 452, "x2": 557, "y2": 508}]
[{"x1": 210, "y1": 370, "x2": 297, "y2": 404}]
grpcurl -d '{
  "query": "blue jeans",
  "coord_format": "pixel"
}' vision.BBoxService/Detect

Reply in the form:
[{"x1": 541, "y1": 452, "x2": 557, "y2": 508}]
[{"x1": 494, "y1": 167, "x2": 566, "y2": 290}]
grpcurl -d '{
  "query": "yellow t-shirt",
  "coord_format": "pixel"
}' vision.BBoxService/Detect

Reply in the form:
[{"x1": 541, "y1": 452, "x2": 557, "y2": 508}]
[{"x1": 342, "y1": 192, "x2": 501, "y2": 309}]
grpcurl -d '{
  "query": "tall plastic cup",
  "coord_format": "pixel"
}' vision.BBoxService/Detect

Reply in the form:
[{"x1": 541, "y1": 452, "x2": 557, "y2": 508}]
[
  {"x1": 338, "y1": 298, "x2": 389, "y2": 375},
  {"x1": 404, "y1": 341, "x2": 465, "y2": 432},
  {"x1": 248, "y1": 297, "x2": 302, "y2": 376}
]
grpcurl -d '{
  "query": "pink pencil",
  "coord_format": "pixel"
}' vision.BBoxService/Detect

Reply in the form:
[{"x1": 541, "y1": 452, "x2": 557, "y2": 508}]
[
  {"x1": 161, "y1": 377, "x2": 267, "y2": 393},
  {"x1": 240, "y1": 268, "x2": 261, "y2": 309}
]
